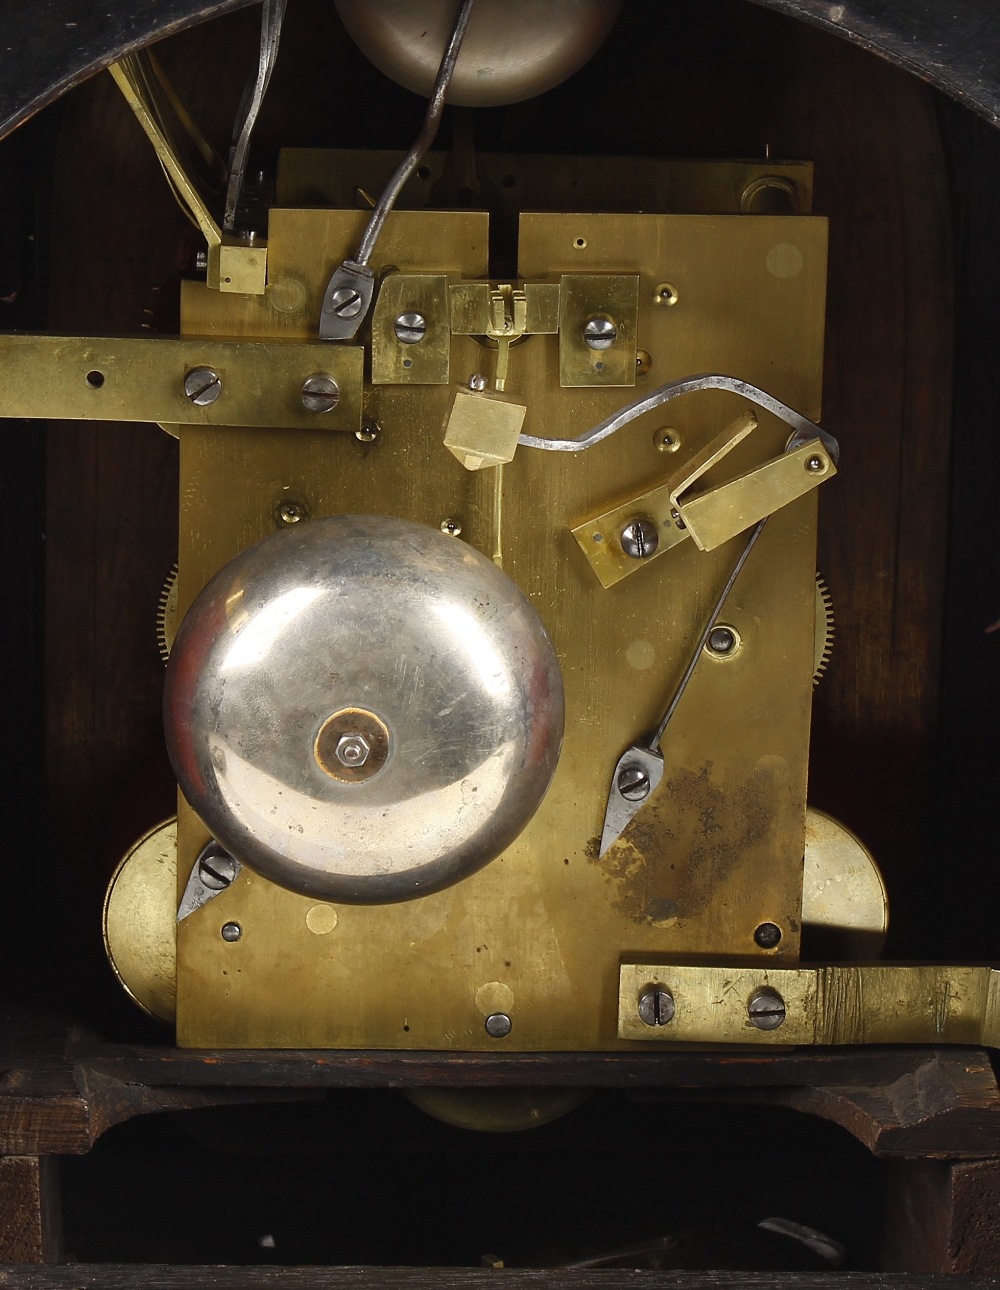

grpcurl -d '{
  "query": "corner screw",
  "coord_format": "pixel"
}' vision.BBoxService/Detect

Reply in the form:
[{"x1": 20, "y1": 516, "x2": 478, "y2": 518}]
[
  {"x1": 197, "y1": 848, "x2": 237, "y2": 891},
  {"x1": 582, "y1": 316, "x2": 618, "y2": 351},
  {"x1": 183, "y1": 366, "x2": 222, "y2": 407},
  {"x1": 748, "y1": 987, "x2": 786, "y2": 1031},
  {"x1": 485, "y1": 1012, "x2": 512, "y2": 1038},
  {"x1": 617, "y1": 764, "x2": 651, "y2": 802},
  {"x1": 620, "y1": 516, "x2": 659, "y2": 559},
  {"x1": 328, "y1": 287, "x2": 363, "y2": 319},
  {"x1": 806, "y1": 455, "x2": 826, "y2": 472},
  {"x1": 221, "y1": 921, "x2": 243, "y2": 943},
  {"x1": 301, "y1": 374, "x2": 340, "y2": 413},
  {"x1": 394, "y1": 312, "x2": 427, "y2": 345},
  {"x1": 638, "y1": 986, "x2": 676, "y2": 1027}
]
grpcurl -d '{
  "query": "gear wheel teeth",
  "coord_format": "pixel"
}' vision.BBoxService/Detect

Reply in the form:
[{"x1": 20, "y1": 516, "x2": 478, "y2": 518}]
[
  {"x1": 157, "y1": 562, "x2": 179, "y2": 664},
  {"x1": 813, "y1": 572, "x2": 834, "y2": 686}
]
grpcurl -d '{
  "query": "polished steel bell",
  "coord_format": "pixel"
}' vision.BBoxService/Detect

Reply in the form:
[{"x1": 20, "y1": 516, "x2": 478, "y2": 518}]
[
  {"x1": 164, "y1": 514, "x2": 564, "y2": 903},
  {"x1": 333, "y1": 0, "x2": 625, "y2": 108}
]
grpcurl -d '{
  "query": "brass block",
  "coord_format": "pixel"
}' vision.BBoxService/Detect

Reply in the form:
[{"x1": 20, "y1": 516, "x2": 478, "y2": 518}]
[
  {"x1": 209, "y1": 238, "x2": 268, "y2": 296},
  {"x1": 673, "y1": 438, "x2": 836, "y2": 552},
  {"x1": 372, "y1": 273, "x2": 450, "y2": 385},
  {"x1": 559, "y1": 274, "x2": 639, "y2": 388},
  {"x1": 524, "y1": 283, "x2": 561, "y2": 334},
  {"x1": 571, "y1": 483, "x2": 690, "y2": 587},
  {"x1": 449, "y1": 281, "x2": 491, "y2": 335},
  {"x1": 444, "y1": 389, "x2": 527, "y2": 470}
]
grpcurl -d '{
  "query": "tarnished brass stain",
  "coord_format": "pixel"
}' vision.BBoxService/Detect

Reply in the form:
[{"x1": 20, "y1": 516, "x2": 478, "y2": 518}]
[
  {"x1": 175, "y1": 195, "x2": 827, "y2": 1049},
  {"x1": 314, "y1": 707, "x2": 391, "y2": 783}
]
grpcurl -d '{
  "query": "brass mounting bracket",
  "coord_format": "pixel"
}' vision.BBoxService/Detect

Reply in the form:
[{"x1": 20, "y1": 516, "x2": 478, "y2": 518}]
[
  {"x1": 619, "y1": 962, "x2": 1000, "y2": 1048},
  {"x1": 0, "y1": 334, "x2": 363, "y2": 432},
  {"x1": 571, "y1": 409, "x2": 837, "y2": 587}
]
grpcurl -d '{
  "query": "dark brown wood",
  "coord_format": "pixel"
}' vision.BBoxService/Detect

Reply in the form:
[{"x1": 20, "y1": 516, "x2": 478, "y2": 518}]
[
  {"x1": 761, "y1": 1051, "x2": 1000, "y2": 1158},
  {"x1": 3, "y1": 1009, "x2": 999, "y2": 1158},
  {"x1": 779, "y1": 23, "x2": 954, "y2": 955},
  {"x1": 884, "y1": 1158, "x2": 1000, "y2": 1272},
  {"x1": 0, "y1": 1270, "x2": 996, "y2": 1289},
  {"x1": 0, "y1": 1157, "x2": 61, "y2": 1264}
]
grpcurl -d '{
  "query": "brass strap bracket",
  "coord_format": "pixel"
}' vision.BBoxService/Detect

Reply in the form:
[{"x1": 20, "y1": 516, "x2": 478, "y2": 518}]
[
  {"x1": 667, "y1": 409, "x2": 836, "y2": 552},
  {"x1": 0, "y1": 334, "x2": 363, "y2": 432},
  {"x1": 619, "y1": 962, "x2": 1000, "y2": 1048}
]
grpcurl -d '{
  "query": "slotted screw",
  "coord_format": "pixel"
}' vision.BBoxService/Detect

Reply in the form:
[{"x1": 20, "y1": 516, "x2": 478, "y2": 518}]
[
  {"x1": 197, "y1": 848, "x2": 237, "y2": 891},
  {"x1": 583, "y1": 317, "x2": 618, "y2": 350},
  {"x1": 617, "y1": 764, "x2": 651, "y2": 802},
  {"x1": 328, "y1": 287, "x2": 363, "y2": 319},
  {"x1": 748, "y1": 987, "x2": 787, "y2": 1031},
  {"x1": 394, "y1": 312, "x2": 427, "y2": 345},
  {"x1": 620, "y1": 517, "x2": 659, "y2": 559},
  {"x1": 301, "y1": 374, "x2": 340, "y2": 413},
  {"x1": 638, "y1": 987, "x2": 676, "y2": 1027},
  {"x1": 184, "y1": 366, "x2": 222, "y2": 406}
]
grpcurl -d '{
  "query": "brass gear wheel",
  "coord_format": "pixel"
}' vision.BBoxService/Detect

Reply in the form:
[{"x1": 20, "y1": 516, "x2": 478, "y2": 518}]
[
  {"x1": 814, "y1": 572, "x2": 834, "y2": 685},
  {"x1": 156, "y1": 562, "x2": 178, "y2": 664}
]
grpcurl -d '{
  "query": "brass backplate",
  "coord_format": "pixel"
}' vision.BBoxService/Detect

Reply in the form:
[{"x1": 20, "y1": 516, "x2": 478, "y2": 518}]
[{"x1": 175, "y1": 181, "x2": 827, "y2": 1049}]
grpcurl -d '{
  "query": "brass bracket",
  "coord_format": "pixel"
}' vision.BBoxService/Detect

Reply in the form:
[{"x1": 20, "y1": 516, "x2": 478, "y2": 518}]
[
  {"x1": 619, "y1": 962, "x2": 1000, "y2": 1048},
  {"x1": 446, "y1": 275, "x2": 639, "y2": 391},
  {"x1": 668, "y1": 411, "x2": 836, "y2": 551},
  {"x1": 558, "y1": 273, "x2": 640, "y2": 388},
  {"x1": 0, "y1": 334, "x2": 363, "y2": 432},
  {"x1": 571, "y1": 410, "x2": 837, "y2": 586},
  {"x1": 448, "y1": 280, "x2": 533, "y2": 391},
  {"x1": 371, "y1": 274, "x2": 451, "y2": 385}
]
